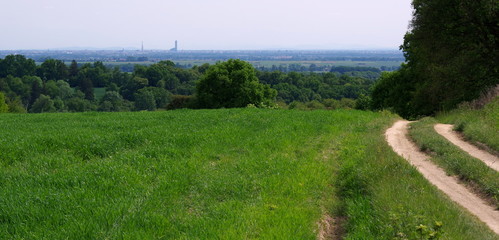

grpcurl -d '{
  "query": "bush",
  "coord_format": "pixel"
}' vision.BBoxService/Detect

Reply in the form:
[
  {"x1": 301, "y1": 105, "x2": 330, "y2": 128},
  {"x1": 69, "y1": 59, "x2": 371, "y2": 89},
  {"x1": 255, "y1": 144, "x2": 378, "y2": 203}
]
[
  {"x1": 167, "y1": 95, "x2": 195, "y2": 110},
  {"x1": 7, "y1": 98, "x2": 26, "y2": 113},
  {"x1": 0, "y1": 92, "x2": 9, "y2": 113},
  {"x1": 30, "y1": 94, "x2": 56, "y2": 113},
  {"x1": 66, "y1": 97, "x2": 96, "y2": 112},
  {"x1": 339, "y1": 98, "x2": 356, "y2": 109},
  {"x1": 355, "y1": 94, "x2": 371, "y2": 110},
  {"x1": 288, "y1": 101, "x2": 307, "y2": 110},
  {"x1": 305, "y1": 100, "x2": 325, "y2": 110}
]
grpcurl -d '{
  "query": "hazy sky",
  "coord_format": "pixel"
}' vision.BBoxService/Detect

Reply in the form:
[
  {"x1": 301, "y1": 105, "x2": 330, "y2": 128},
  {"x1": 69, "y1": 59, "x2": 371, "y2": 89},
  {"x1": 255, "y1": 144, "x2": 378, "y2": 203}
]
[{"x1": 0, "y1": 0, "x2": 413, "y2": 50}]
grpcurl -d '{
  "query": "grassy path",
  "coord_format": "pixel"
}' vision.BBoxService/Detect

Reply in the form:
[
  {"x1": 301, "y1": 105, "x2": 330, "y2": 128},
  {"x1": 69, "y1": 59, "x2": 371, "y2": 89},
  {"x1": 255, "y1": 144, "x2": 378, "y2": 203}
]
[
  {"x1": 386, "y1": 120, "x2": 499, "y2": 234},
  {"x1": 409, "y1": 118, "x2": 499, "y2": 207},
  {"x1": 434, "y1": 124, "x2": 499, "y2": 171}
]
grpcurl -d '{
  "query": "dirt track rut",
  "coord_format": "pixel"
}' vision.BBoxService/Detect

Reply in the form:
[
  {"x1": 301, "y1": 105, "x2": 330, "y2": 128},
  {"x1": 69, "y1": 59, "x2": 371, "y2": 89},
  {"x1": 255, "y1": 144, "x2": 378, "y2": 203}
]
[
  {"x1": 434, "y1": 124, "x2": 499, "y2": 172},
  {"x1": 385, "y1": 120, "x2": 499, "y2": 234}
]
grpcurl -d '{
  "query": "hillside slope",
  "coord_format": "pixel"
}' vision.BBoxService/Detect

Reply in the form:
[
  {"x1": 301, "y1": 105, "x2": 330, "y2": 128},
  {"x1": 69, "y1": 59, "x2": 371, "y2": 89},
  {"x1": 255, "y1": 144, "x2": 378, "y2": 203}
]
[{"x1": 0, "y1": 109, "x2": 497, "y2": 239}]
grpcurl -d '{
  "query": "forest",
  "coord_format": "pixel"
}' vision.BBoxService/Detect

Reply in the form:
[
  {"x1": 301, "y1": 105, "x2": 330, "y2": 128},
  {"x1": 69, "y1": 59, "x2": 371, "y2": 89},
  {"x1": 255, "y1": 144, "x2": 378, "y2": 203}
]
[
  {"x1": 371, "y1": 0, "x2": 498, "y2": 118},
  {"x1": 0, "y1": 55, "x2": 376, "y2": 113}
]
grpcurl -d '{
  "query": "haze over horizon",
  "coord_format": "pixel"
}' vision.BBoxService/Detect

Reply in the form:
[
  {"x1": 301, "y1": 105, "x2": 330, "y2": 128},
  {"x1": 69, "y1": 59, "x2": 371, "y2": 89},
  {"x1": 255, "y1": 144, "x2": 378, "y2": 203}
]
[{"x1": 1, "y1": 0, "x2": 413, "y2": 50}]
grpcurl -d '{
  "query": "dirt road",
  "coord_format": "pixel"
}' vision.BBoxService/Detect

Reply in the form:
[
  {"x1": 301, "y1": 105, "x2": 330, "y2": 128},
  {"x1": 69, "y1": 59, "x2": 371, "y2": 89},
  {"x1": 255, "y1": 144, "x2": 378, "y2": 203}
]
[
  {"x1": 386, "y1": 120, "x2": 499, "y2": 234},
  {"x1": 434, "y1": 124, "x2": 499, "y2": 172}
]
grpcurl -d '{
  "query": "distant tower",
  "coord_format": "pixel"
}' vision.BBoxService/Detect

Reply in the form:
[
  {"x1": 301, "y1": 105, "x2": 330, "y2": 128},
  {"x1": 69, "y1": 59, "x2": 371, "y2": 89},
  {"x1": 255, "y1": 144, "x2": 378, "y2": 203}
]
[
  {"x1": 170, "y1": 40, "x2": 178, "y2": 52},
  {"x1": 141, "y1": 41, "x2": 144, "y2": 51}
]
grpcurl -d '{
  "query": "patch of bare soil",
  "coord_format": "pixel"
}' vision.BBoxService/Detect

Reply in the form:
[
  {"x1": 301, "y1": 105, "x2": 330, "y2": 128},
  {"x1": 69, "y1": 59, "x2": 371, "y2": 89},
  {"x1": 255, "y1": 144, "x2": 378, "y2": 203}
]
[
  {"x1": 434, "y1": 124, "x2": 499, "y2": 172},
  {"x1": 386, "y1": 120, "x2": 499, "y2": 234},
  {"x1": 318, "y1": 214, "x2": 346, "y2": 240}
]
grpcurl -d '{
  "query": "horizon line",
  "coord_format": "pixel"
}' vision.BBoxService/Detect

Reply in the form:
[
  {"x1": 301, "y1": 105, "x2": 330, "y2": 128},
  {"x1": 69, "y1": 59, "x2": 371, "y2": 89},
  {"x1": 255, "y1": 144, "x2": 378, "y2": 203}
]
[{"x1": 0, "y1": 48, "x2": 402, "y2": 52}]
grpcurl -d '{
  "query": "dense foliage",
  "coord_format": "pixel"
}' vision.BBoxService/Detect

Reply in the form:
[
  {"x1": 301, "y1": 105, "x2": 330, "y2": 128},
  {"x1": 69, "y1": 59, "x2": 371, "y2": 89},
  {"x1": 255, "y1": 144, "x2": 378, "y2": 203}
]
[
  {"x1": 0, "y1": 55, "x2": 378, "y2": 113},
  {"x1": 0, "y1": 56, "x2": 199, "y2": 113},
  {"x1": 196, "y1": 59, "x2": 276, "y2": 108},
  {"x1": 258, "y1": 71, "x2": 374, "y2": 104},
  {"x1": 372, "y1": 0, "x2": 498, "y2": 118}
]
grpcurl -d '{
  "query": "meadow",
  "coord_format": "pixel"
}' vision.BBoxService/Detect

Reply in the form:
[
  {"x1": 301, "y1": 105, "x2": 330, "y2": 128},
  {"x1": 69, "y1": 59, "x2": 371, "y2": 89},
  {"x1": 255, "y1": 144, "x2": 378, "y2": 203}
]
[{"x1": 0, "y1": 109, "x2": 496, "y2": 239}]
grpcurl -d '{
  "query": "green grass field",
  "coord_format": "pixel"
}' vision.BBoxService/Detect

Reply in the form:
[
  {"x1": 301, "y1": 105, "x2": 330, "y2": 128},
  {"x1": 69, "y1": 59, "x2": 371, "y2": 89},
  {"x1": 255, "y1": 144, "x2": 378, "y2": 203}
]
[{"x1": 0, "y1": 109, "x2": 496, "y2": 239}]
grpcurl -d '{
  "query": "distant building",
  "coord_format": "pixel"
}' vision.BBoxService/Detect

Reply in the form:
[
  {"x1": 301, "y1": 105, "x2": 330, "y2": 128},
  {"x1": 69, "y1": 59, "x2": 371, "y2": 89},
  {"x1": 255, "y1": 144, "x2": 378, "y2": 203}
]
[{"x1": 170, "y1": 40, "x2": 178, "y2": 52}]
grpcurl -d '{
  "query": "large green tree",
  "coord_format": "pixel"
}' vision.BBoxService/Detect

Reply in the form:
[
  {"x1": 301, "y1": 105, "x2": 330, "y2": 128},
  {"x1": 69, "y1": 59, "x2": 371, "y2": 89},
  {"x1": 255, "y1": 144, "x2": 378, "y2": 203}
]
[
  {"x1": 78, "y1": 77, "x2": 94, "y2": 100},
  {"x1": 29, "y1": 77, "x2": 43, "y2": 106},
  {"x1": 99, "y1": 91, "x2": 131, "y2": 112},
  {"x1": 120, "y1": 76, "x2": 148, "y2": 101},
  {"x1": 30, "y1": 94, "x2": 56, "y2": 113},
  {"x1": 0, "y1": 55, "x2": 36, "y2": 78},
  {"x1": 68, "y1": 60, "x2": 79, "y2": 87},
  {"x1": 134, "y1": 89, "x2": 156, "y2": 111},
  {"x1": 407, "y1": 0, "x2": 497, "y2": 111},
  {"x1": 372, "y1": 0, "x2": 498, "y2": 118},
  {"x1": 38, "y1": 59, "x2": 68, "y2": 81},
  {"x1": 196, "y1": 59, "x2": 276, "y2": 108}
]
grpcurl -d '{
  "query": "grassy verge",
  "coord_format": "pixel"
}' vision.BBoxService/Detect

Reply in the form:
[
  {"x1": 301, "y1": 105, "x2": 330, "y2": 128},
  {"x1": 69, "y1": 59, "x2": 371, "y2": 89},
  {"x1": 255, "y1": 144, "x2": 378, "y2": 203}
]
[
  {"x1": 336, "y1": 114, "x2": 498, "y2": 239},
  {"x1": 409, "y1": 118, "x2": 499, "y2": 207},
  {"x1": 437, "y1": 97, "x2": 499, "y2": 152},
  {"x1": 0, "y1": 109, "x2": 497, "y2": 239}
]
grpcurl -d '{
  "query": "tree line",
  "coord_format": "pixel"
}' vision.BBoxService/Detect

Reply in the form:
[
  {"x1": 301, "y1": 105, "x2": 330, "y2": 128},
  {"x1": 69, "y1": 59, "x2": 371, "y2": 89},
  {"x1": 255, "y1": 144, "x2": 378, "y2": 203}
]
[
  {"x1": 370, "y1": 0, "x2": 498, "y2": 118},
  {"x1": 0, "y1": 55, "x2": 378, "y2": 113}
]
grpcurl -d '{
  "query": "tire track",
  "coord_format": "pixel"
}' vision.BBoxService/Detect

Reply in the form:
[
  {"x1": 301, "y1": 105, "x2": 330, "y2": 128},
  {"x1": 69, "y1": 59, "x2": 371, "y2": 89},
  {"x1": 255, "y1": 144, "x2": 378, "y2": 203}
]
[
  {"x1": 386, "y1": 120, "x2": 499, "y2": 234},
  {"x1": 434, "y1": 124, "x2": 498, "y2": 172}
]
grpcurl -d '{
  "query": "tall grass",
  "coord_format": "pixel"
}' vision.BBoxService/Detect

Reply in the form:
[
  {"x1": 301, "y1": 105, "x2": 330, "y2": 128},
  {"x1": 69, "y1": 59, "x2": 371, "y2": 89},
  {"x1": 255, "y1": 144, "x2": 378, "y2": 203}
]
[
  {"x1": 336, "y1": 114, "x2": 498, "y2": 239},
  {"x1": 0, "y1": 109, "x2": 365, "y2": 239},
  {"x1": 437, "y1": 97, "x2": 499, "y2": 152},
  {"x1": 0, "y1": 109, "x2": 496, "y2": 239}
]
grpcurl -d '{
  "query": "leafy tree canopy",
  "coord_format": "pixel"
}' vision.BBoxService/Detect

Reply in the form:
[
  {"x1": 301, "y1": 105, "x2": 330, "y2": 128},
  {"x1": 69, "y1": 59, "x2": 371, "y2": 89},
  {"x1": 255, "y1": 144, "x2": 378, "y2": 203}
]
[
  {"x1": 30, "y1": 94, "x2": 56, "y2": 113},
  {"x1": 196, "y1": 59, "x2": 276, "y2": 108},
  {"x1": 371, "y1": 0, "x2": 498, "y2": 118},
  {"x1": 0, "y1": 55, "x2": 36, "y2": 78}
]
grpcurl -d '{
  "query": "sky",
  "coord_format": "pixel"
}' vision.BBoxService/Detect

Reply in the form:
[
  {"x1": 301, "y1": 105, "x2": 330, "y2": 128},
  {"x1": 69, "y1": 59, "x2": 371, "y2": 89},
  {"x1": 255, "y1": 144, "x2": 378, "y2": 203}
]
[{"x1": 0, "y1": 0, "x2": 413, "y2": 50}]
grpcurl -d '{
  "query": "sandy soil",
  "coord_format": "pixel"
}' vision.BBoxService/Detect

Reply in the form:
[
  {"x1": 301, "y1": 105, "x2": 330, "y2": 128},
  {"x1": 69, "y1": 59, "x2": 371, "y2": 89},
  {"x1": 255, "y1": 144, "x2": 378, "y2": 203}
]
[
  {"x1": 318, "y1": 214, "x2": 345, "y2": 240},
  {"x1": 434, "y1": 124, "x2": 499, "y2": 172},
  {"x1": 386, "y1": 120, "x2": 499, "y2": 234}
]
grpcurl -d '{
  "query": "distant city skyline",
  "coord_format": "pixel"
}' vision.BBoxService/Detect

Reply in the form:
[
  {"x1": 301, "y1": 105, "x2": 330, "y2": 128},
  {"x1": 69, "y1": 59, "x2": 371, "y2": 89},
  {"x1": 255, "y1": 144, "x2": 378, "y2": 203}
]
[{"x1": 0, "y1": 0, "x2": 413, "y2": 50}]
